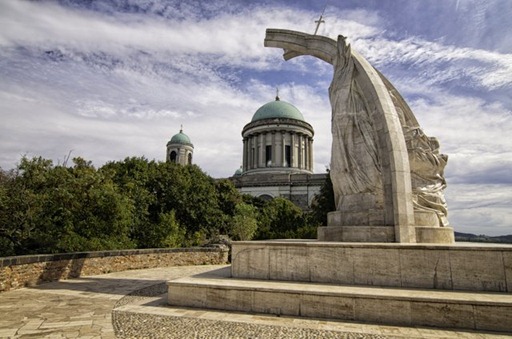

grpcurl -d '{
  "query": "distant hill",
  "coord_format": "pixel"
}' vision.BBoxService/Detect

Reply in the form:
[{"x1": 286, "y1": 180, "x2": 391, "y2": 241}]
[{"x1": 455, "y1": 232, "x2": 512, "y2": 244}]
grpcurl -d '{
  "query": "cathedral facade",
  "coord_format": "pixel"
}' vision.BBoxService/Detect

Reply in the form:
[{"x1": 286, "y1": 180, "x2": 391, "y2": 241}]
[
  {"x1": 165, "y1": 97, "x2": 326, "y2": 210},
  {"x1": 230, "y1": 96, "x2": 326, "y2": 210}
]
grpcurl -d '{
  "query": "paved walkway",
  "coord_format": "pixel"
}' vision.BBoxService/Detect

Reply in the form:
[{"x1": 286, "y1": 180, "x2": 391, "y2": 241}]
[{"x1": 0, "y1": 265, "x2": 510, "y2": 338}]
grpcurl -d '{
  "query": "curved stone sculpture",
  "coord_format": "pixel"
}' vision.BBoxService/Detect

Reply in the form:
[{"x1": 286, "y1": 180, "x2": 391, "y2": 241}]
[{"x1": 264, "y1": 29, "x2": 454, "y2": 243}]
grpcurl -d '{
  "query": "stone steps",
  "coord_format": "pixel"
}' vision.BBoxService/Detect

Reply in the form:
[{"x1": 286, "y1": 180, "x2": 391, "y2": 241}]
[{"x1": 167, "y1": 276, "x2": 512, "y2": 333}]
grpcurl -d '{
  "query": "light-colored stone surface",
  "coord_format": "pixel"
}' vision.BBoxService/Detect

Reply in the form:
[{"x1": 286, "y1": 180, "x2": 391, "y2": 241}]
[
  {"x1": 0, "y1": 265, "x2": 224, "y2": 338},
  {"x1": 168, "y1": 266, "x2": 512, "y2": 332},
  {"x1": 264, "y1": 28, "x2": 453, "y2": 243},
  {"x1": 416, "y1": 226, "x2": 455, "y2": 243},
  {"x1": 232, "y1": 241, "x2": 512, "y2": 292},
  {"x1": 0, "y1": 264, "x2": 509, "y2": 338},
  {"x1": 318, "y1": 224, "x2": 395, "y2": 242}
]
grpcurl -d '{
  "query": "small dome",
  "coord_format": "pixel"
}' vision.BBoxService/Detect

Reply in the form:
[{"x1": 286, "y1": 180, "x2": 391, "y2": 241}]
[
  {"x1": 251, "y1": 97, "x2": 305, "y2": 122},
  {"x1": 234, "y1": 167, "x2": 243, "y2": 176},
  {"x1": 169, "y1": 128, "x2": 192, "y2": 145}
]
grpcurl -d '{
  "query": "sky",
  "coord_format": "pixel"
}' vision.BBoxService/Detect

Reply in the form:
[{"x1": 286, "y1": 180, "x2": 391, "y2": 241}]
[{"x1": 0, "y1": 0, "x2": 511, "y2": 236}]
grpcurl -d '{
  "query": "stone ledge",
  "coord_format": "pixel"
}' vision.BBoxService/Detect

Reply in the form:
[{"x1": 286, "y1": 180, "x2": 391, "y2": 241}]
[
  {"x1": 0, "y1": 247, "x2": 228, "y2": 293},
  {"x1": 231, "y1": 241, "x2": 512, "y2": 292},
  {"x1": 0, "y1": 247, "x2": 225, "y2": 267},
  {"x1": 167, "y1": 276, "x2": 512, "y2": 332}
]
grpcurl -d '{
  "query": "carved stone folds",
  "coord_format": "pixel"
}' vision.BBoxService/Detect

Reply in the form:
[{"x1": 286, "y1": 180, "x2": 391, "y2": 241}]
[{"x1": 264, "y1": 29, "x2": 454, "y2": 243}]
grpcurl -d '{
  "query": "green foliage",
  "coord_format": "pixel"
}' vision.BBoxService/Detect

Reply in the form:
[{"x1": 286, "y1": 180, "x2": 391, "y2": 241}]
[
  {"x1": 103, "y1": 158, "x2": 227, "y2": 247},
  {"x1": 0, "y1": 156, "x2": 134, "y2": 256},
  {"x1": 255, "y1": 197, "x2": 306, "y2": 240},
  {"x1": 229, "y1": 203, "x2": 259, "y2": 241},
  {"x1": 310, "y1": 169, "x2": 335, "y2": 226},
  {"x1": 0, "y1": 154, "x2": 330, "y2": 256}
]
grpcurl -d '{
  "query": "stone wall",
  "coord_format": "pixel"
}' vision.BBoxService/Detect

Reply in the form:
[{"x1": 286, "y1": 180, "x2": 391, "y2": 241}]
[
  {"x1": 0, "y1": 247, "x2": 228, "y2": 293},
  {"x1": 232, "y1": 241, "x2": 512, "y2": 292}
]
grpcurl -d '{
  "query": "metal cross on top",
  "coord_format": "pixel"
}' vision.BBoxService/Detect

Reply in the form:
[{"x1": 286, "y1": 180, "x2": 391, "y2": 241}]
[{"x1": 314, "y1": 4, "x2": 326, "y2": 35}]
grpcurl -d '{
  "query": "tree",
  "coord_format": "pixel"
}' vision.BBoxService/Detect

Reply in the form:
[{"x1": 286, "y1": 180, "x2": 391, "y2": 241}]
[
  {"x1": 103, "y1": 158, "x2": 229, "y2": 247},
  {"x1": 255, "y1": 197, "x2": 306, "y2": 240},
  {"x1": 230, "y1": 203, "x2": 258, "y2": 241},
  {"x1": 0, "y1": 156, "x2": 135, "y2": 255},
  {"x1": 310, "y1": 169, "x2": 335, "y2": 226}
]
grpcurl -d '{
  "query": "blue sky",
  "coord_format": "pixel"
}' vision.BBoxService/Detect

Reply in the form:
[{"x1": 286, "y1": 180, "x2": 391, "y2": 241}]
[{"x1": 0, "y1": 0, "x2": 511, "y2": 235}]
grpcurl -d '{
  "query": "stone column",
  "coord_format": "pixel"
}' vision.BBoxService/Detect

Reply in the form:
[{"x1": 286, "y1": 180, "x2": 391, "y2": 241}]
[
  {"x1": 281, "y1": 131, "x2": 286, "y2": 167},
  {"x1": 291, "y1": 132, "x2": 296, "y2": 168},
  {"x1": 251, "y1": 136, "x2": 256, "y2": 169},
  {"x1": 242, "y1": 138, "x2": 247, "y2": 171},
  {"x1": 304, "y1": 136, "x2": 309, "y2": 171},
  {"x1": 309, "y1": 138, "x2": 314, "y2": 171},
  {"x1": 298, "y1": 134, "x2": 303, "y2": 169},
  {"x1": 258, "y1": 133, "x2": 265, "y2": 167},
  {"x1": 271, "y1": 131, "x2": 276, "y2": 167}
]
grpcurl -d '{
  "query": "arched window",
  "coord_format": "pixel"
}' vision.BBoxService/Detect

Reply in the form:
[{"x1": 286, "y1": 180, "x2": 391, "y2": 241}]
[
  {"x1": 170, "y1": 151, "x2": 177, "y2": 163},
  {"x1": 187, "y1": 153, "x2": 192, "y2": 165},
  {"x1": 258, "y1": 194, "x2": 274, "y2": 202}
]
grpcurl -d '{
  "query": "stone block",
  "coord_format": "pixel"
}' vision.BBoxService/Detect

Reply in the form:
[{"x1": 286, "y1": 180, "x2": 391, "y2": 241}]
[
  {"x1": 399, "y1": 249, "x2": 453, "y2": 289},
  {"x1": 318, "y1": 226, "x2": 394, "y2": 242},
  {"x1": 352, "y1": 248, "x2": 401, "y2": 287},
  {"x1": 410, "y1": 302, "x2": 475, "y2": 329},
  {"x1": 415, "y1": 226, "x2": 454, "y2": 243},
  {"x1": 206, "y1": 288, "x2": 252, "y2": 312},
  {"x1": 474, "y1": 305, "x2": 512, "y2": 332},
  {"x1": 231, "y1": 241, "x2": 512, "y2": 292},
  {"x1": 231, "y1": 244, "x2": 269, "y2": 279},
  {"x1": 252, "y1": 291, "x2": 300, "y2": 316},
  {"x1": 504, "y1": 250, "x2": 512, "y2": 292},
  {"x1": 308, "y1": 245, "x2": 348, "y2": 283},
  {"x1": 448, "y1": 250, "x2": 507, "y2": 292},
  {"x1": 355, "y1": 298, "x2": 411, "y2": 325},
  {"x1": 168, "y1": 285, "x2": 206, "y2": 308},
  {"x1": 414, "y1": 211, "x2": 439, "y2": 226},
  {"x1": 300, "y1": 294, "x2": 354, "y2": 319},
  {"x1": 269, "y1": 245, "x2": 309, "y2": 281}
]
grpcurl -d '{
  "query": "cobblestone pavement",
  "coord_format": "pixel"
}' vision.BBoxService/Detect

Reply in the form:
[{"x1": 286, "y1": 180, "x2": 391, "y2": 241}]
[{"x1": 0, "y1": 265, "x2": 510, "y2": 338}]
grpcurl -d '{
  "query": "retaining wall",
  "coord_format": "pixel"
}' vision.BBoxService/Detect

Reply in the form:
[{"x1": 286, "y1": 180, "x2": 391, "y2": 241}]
[{"x1": 0, "y1": 246, "x2": 229, "y2": 292}]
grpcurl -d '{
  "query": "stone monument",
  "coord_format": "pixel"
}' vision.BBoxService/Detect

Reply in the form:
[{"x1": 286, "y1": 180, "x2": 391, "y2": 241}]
[
  {"x1": 167, "y1": 29, "x2": 512, "y2": 333},
  {"x1": 264, "y1": 29, "x2": 454, "y2": 243}
]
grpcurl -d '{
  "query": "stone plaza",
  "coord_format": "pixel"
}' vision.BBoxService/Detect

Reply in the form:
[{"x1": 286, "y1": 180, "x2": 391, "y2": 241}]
[{"x1": 1, "y1": 265, "x2": 511, "y2": 338}]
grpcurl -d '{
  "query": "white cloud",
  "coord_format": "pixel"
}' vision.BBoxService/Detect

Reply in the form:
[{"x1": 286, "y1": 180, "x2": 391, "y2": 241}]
[
  {"x1": 353, "y1": 37, "x2": 512, "y2": 90},
  {"x1": 447, "y1": 183, "x2": 512, "y2": 236}
]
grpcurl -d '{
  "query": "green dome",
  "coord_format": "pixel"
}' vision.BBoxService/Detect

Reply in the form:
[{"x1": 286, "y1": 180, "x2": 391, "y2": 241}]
[
  {"x1": 234, "y1": 167, "x2": 243, "y2": 176},
  {"x1": 251, "y1": 98, "x2": 305, "y2": 122},
  {"x1": 169, "y1": 129, "x2": 192, "y2": 145}
]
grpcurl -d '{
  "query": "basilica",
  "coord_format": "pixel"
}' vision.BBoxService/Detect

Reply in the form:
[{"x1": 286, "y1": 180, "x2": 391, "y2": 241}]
[{"x1": 166, "y1": 95, "x2": 326, "y2": 210}]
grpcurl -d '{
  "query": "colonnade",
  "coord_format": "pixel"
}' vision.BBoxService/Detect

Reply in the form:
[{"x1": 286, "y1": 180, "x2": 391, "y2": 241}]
[{"x1": 242, "y1": 130, "x2": 313, "y2": 172}]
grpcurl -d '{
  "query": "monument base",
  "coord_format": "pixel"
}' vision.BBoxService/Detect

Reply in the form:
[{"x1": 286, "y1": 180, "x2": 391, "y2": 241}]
[
  {"x1": 416, "y1": 226, "x2": 455, "y2": 243},
  {"x1": 317, "y1": 225, "x2": 394, "y2": 242},
  {"x1": 168, "y1": 271, "x2": 512, "y2": 332},
  {"x1": 318, "y1": 225, "x2": 455, "y2": 243},
  {"x1": 168, "y1": 241, "x2": 512, "y2": 332}
]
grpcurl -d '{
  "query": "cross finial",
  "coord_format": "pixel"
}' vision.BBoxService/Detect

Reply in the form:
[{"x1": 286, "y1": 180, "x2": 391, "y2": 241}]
[
  {"x1": 275, "y1": 87, "x2": 280, "y2": 101},
  {"x1": 314, "y1": 4, "x2": 327, "y2": 35},
  {"x1": 180, "y1": 124, "x2": 183, "y2": 133}
]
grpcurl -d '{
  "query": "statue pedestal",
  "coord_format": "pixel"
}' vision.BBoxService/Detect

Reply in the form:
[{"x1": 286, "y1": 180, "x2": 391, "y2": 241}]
[
  {"x1": 416, "y1": 226, "x2": 455, "y2": 243},
  {"x1": 317, "y1": 225, "x2": 394, "y2": 242},
  {"x1": 168, "y1": 241, "x2": 512, "y2": 332},
  {"x1": 320, "y1": 211, "x2": 455, "y2": 243}
]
